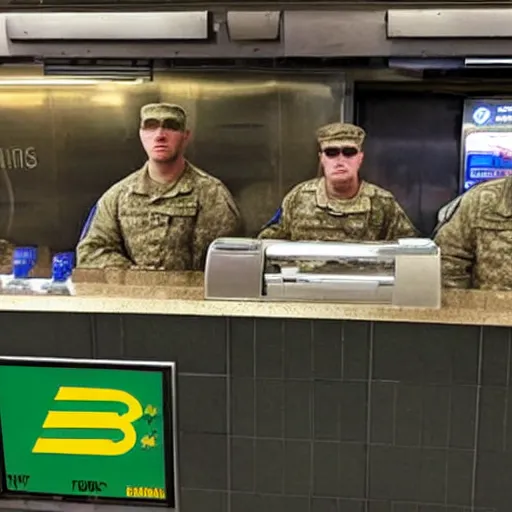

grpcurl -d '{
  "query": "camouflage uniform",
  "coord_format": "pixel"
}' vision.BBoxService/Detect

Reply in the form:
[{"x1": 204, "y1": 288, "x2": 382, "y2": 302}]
[
  {"x1": 0, "y1": 239, "x2": 13, "y2": 266},
  {"x1": 77, "y1": 104, "x2": 241, "y2": 271},
  {"x1": 434, "y1": 176, "x2": 512, "y2": 290},
  {"x1": 258, "y1": 122, "x2": 418, "y2": 241}
]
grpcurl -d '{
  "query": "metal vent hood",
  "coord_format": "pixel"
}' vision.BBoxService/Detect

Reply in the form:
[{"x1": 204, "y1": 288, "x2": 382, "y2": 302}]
[
  {"x1": 5, "y1": 12, "x2": 211, "y2": 41},
  {"x1": 282, "y1": 7, "x2": 512, "y2": 59},
  {"x1": 0, "y1": 7, "x2": 512, "y2": 61},
  {"x1": 0, "y1": 10, "x2": 282, "y2": 59},
  {"x1": 0, "y1": 0, "x2": 508, "y2": 6}
]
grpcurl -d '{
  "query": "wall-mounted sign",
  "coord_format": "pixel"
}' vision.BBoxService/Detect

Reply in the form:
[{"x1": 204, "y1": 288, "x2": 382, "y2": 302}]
[
  {"x1": 461, "y1": 99, "x2": 512, "y2": 192},
  {"x1": 0, "y1": 356, "x2": 177, "y2": 508}
]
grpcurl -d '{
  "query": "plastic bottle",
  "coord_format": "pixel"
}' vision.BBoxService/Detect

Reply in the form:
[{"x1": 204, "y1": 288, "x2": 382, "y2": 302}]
[
  {"x1": 2, "y1": 247, "x2": 38, "y2": 294},
  {"x1": 42, "y1": 252, "x2": 76, "y2": 296}
]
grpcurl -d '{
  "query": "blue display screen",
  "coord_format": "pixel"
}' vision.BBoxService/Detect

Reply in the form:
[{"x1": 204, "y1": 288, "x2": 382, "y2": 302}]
[
  {"x1": 468, "y1": 154, "x2": 495, "y2": 168},
  {"x1": 464, "y1": 151, "x2": 512, "y2": 191},
  {"x1": 462, "y1": 100, "x2": 512, "y2": 191},
  {"x1": 467, "y1": 152, "x2": 512, "y2": 172}
]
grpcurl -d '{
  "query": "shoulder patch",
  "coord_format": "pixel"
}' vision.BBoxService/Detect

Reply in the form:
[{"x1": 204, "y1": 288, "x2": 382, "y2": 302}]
[
  {"x1": 219, "y1": 184, "x2": 240, "y2": 216},
  {"x1": 432, "y1": 195, "x2": 464, "y2": 238},
  {"x1": 79, "y1": 203, "x2": 98, "y2": 242},
  {"x1": 262, "y1": 207, "x2": 282, "y2": 229},
  {"x1": 439, "y1": 196, "x2": 464, "y2": 224}
]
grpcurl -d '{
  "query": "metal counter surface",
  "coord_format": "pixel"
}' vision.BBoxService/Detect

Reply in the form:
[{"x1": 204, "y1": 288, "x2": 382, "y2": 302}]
[{"x1": 0, "y1": 288, "x2": 507, "y2": 326}]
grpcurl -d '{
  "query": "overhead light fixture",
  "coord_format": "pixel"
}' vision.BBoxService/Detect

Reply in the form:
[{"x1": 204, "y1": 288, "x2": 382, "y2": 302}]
[
  {"x1": 0, "y1": 61, "x2": 152, "y2": 86},
  {"x1": 465, "y1": 58, "x2": 512, "y2": 67},
  {"x1": 43, "y1": 62, "x2": 153, "y2": 83},
  {"x1": 389, "y1": 58, "x2": 464, "y2": 71},
  {"x1": 0, "y1": 78, "x2": 146, "y2": 86}
]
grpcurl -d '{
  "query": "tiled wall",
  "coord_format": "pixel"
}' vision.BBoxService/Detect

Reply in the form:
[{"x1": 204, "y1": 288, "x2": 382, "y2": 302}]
[{"x1": 0, "y1": 311, "x2": 509, "y2": 512}]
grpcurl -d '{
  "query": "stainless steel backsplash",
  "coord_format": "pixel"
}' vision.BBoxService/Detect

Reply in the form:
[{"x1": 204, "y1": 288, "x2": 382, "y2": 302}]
[{"x1": 0, "y1": 68, "x2": 345, "y2": 252}]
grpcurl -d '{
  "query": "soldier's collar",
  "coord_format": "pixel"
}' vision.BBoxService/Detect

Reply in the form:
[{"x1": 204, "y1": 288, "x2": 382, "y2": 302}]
[
  {"x1": 316, "y1": 178, "x2": 366, "y2": 207},
  {"x1": 131, "y1": 161, "x2": 194, "y2": 197}
]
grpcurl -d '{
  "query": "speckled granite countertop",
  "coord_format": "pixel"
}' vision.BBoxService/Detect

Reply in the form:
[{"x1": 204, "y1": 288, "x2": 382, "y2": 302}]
[{"x1": 0, "y1": 283, "x2": 509, "y2": 326}]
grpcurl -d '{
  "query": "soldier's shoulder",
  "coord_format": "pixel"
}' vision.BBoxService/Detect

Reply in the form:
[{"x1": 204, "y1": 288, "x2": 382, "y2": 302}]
[
  {"x1": 362, "y1": 181, "x2": 395, "y2": 200},
  {"x1": 435, "y1": 178, "x2": 508, "y2": 232},
  {"x1": 471, "y1": 178, "x2": 512, "y2": 221},
  {"x1": 0, "y1": 238, "x2": 13, "y2": 253},
  {"x1": 476, "y1": 176, "x2": 508, "y2": 191},
  {"x1": 276, "y1": 179, "x2": 318, "y2": 210},
  {"x1": 287, "y1": 178, "x2": 320, "y2": 197},
  {"x1": 466, "y1": 177, "x2": 507, "y2": 203},
  {"x1": 189, "y1": 163, "x2": 215, "y2": 181},
  {"x1": 0, "y1": 239, "x2": 13, "y2": 266},
  {"x1": 101, "y1": 168, "x2": 142, "y2": 201},
  {"x1": 445, "y1": 178, "x2": 507, "y2": 217},
  {"x1": 187, "y1": 163, "x2": 240, "y2": 216},
  {"x1": 188, "y1": 163, "x2": 231, "y2": 193}
]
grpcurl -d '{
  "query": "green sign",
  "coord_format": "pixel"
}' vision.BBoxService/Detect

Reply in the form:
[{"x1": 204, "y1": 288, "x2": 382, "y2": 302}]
[{"x1": 0, "y1": 357, "x2": 177, "y2": 507}]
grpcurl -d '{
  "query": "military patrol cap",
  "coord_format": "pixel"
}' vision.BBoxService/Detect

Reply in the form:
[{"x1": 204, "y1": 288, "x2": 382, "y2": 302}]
[
  {"x1": 140, "y1": 103, "x2": 187, "y2": 131},
  {"x1": 316, "y1": 122, "x2": 366, "y2": 150}
]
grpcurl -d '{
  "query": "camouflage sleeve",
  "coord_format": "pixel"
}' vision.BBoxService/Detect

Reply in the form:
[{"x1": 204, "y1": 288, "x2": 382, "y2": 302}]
[
  {"x1": 433, "y1": 196, "x2": 475, "y2": 289},
  {"x1": 382, "y1": 199, "x2": 419, "y2": 240},
  {"x1": 0, "y1": 239, "x2": 14, "y2": 266},
  {"x1": 76, "y1": 187, "x2": 133, "y2": 269},
  {"x1": 257, "y1": 190, "x2": 295, "y2": 240},
  {"x1": 192, "y1": 182, "x2": 242, "y2": 270}
]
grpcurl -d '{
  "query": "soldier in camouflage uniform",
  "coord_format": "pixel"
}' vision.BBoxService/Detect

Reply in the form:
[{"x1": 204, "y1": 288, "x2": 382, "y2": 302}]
[
  {"x1": 77, "y1": 103, "x2": 241, "y2": 271},
  {"x1": 258, "y1": 122, "x2": 417, "y2": 241},
  {"x1": 0, "y1": 239, "x2": 13, "y2": 266},
  {"x1": 434, "y1": 176, "x2": 512, "y2": 290}
]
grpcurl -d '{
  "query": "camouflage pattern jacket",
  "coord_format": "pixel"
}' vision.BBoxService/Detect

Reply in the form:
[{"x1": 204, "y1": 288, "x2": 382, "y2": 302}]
[
  {"x1": 434, "y1": 177, "x2": 512, "y2": 290},
  {"x1": 0, "y1": 239, "x2": 13, "y2": 267},
  {"x1": 258, "y1": 178, "x2": 417, "y2": 242},
  {"x1": 77, "y1": 162, "x2": 241, "y2": 271}
]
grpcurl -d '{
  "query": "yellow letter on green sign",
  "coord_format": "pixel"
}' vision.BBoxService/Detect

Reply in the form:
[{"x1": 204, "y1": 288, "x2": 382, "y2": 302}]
[{"x1": 32, "y1": 387, "x2": 143, "y2": 456}]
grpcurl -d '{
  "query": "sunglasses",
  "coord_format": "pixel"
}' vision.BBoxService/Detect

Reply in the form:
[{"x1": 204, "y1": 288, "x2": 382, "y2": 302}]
[
  {"x1": 322, "y1": 146, "x2": 359, "y2": 158},
  {"x1": 141, "y1": 118, "x2": 184, "y2": 132}
]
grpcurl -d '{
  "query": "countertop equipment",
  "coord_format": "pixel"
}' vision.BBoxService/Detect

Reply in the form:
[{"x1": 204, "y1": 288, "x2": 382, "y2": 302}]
[{"x1": 204, "y1": 237, "x2": 441, "y2": 308}]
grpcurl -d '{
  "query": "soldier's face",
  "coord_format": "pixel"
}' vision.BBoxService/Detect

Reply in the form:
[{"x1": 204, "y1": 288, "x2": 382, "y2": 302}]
[
  {"x1": 319, "y1": 144, "x2": 363, "y2": 185},
  {"x1": 139, "y1": 118, "x2": 190, "y2": 163}
]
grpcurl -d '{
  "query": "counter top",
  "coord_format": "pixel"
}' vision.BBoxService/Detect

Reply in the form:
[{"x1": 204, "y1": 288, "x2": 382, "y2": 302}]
[
  {"x1": 0, "y1": 268, "x2": 507, "y2": 326},
  {"x1": 0, "y1": 286, "x2": 510, "y2": 327}
]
